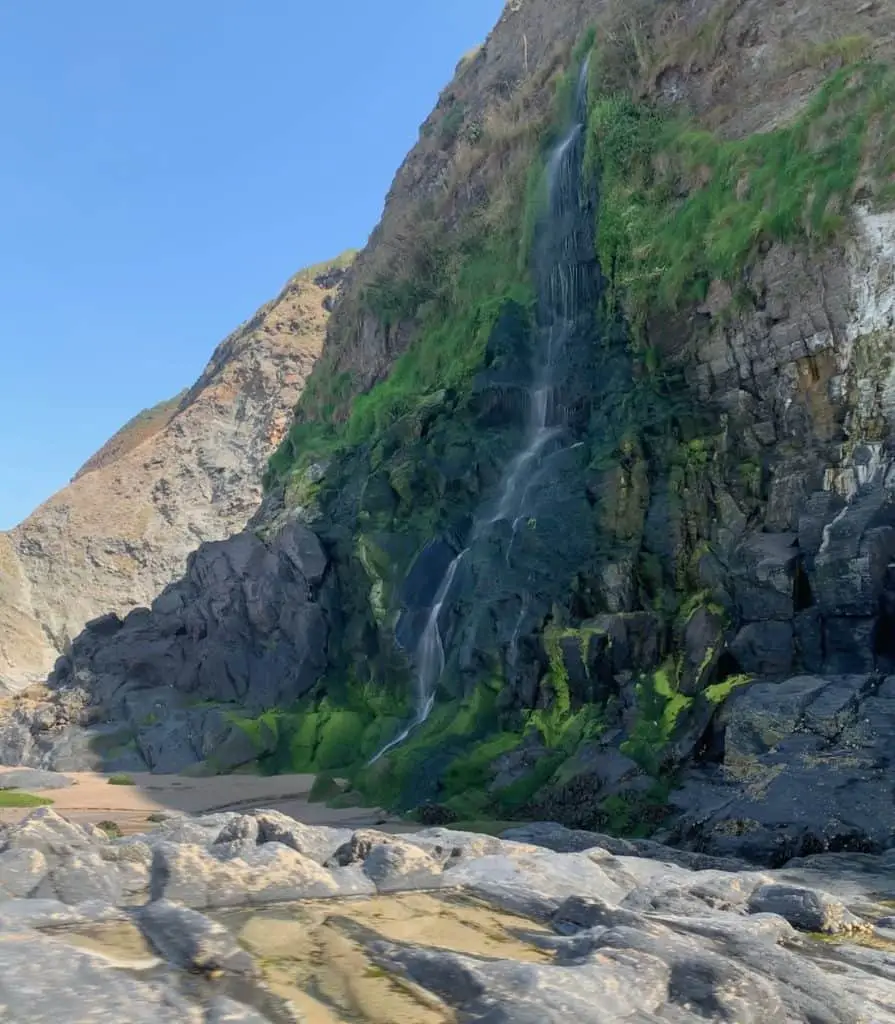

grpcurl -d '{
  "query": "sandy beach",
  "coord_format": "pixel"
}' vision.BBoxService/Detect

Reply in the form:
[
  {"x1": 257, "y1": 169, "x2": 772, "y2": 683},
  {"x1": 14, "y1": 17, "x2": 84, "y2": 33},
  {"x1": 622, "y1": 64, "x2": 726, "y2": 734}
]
[{"x1": 0, "y1": 768, "x2": 413, "y2": 834}]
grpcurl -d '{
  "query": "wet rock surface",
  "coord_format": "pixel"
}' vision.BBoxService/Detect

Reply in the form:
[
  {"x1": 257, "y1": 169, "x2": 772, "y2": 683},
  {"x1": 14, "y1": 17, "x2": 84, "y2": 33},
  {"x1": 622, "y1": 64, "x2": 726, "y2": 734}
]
[{"x1": 1, "y1": 807, "x2": 894, "y2": 1022}]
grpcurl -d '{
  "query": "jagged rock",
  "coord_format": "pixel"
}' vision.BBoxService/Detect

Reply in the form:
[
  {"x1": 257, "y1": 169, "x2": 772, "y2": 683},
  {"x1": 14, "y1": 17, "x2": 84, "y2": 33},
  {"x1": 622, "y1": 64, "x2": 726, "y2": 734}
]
[
  {"x1": 489, "y1": 731, "x2": 549, "y2": 792},
  {"x1": 360, "y1": 841, "x2": 444, "y2": 890},
  {"x1": 0, "y1": 521, "x2": 331, "y2": 773},
  {"x1": 669, "y1": 674, "x2": 895, "y2": 861},
  {"x1": 367, "y1": 940, "x2": 672, "y2": 1024},
  {"x1": 0, "y1": 807, "x2": 96, "y2": 856},
  {"x1": 730, "y1": 533, "x2": 799, "y2": 622},
  {"x1": 33, "y1": 850, "x2": 124, "y2": 905},
  {"x1": 444, "y1": 847, "x2": 629, "y2": 918},
  {"x1": 253, "y1": 809, "x2": 351, "y2": 863},
  {"x1": 215, "y1": 814, "x2": 261, "y2": 847},
  {"x1": 325, "y1": 829, "x2": 444, "y2": 888}
]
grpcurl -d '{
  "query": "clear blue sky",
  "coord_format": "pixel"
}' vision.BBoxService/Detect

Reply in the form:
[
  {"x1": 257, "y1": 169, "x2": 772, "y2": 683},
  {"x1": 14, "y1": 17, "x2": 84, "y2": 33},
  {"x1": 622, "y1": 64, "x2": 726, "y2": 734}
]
[{"x1": 0, "y1": 0, "x2": 503, "y2": 529}]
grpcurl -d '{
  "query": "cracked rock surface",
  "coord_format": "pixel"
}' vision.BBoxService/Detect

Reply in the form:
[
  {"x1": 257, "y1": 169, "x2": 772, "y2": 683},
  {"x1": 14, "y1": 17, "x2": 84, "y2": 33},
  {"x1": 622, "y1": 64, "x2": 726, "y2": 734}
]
[{"x1": 1, "y1": 807, "x2": 894, "y2": 1022}]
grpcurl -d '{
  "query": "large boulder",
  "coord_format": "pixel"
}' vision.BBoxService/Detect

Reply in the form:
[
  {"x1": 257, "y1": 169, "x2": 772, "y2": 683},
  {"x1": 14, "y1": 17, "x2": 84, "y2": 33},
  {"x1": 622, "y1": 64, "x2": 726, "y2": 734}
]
[{"x1": 669, "y1": 674, "x2": 895, "y2": 862}]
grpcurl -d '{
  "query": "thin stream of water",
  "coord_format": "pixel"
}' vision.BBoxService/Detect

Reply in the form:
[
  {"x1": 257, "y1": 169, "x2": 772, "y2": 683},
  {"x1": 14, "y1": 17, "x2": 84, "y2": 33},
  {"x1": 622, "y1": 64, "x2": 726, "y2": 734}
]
[{"x1": 368, "y1": 59, "x2": 592, "y2": 764}]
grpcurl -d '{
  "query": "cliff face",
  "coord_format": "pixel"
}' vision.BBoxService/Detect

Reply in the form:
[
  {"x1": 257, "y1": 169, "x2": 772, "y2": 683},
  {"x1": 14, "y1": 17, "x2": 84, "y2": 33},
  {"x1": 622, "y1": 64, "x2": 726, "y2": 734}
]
[
  {"x1": 11, "y1": 0, "x2": 895, "y2": 864},
  {"x1": 0, "y1": 257, "x2": 350, "y2": 689}
]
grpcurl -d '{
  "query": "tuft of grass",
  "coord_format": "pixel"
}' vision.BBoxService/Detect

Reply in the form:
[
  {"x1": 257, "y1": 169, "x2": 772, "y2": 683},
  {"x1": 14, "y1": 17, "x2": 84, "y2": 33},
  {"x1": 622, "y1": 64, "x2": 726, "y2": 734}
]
[
  {"x1": 107, "y1": 774, "x2": 136, "y2": 786},
  {"x1": 0, "y1": 791, "x2": 53, "y2": 807},
  {"x1": 95, "y1": 820, "x2": 123, "y2": 838},
  {"x1": 786, "y1": 35, "x2": 873, "y2": 73}
]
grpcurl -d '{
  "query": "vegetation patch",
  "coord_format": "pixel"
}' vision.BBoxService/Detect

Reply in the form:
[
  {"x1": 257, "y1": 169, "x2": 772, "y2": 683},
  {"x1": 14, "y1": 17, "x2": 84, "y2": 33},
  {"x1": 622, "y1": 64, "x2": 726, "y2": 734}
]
[
  {"x1": 0, "y1": 791, "x2": 53, "y2": 807},
  {"x1": 704, "y1": 674, "x2": 753, "y2": 704},
  {"x1": 228, "y1": 673, "x2": 412, "y2": 777},
  {"x1": 107, "y1": 774, "x2": 136, "y2": 786},
  {"x1": 621, "y1": 661, "x2": 693, "y2": 774},
  {"x1": 596, "y1": 782, "x2": 672, "y2": 839},
  {"x1": 584, "y1": 59, "x2": 895, "y2": 331}
]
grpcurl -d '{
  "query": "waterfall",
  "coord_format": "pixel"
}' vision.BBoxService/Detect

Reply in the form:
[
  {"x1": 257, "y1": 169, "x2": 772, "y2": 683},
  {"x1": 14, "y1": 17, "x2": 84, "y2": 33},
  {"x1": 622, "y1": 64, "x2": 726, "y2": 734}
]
[{"x1": 367, "y1": 58, "x2": 592, "y2": 764}]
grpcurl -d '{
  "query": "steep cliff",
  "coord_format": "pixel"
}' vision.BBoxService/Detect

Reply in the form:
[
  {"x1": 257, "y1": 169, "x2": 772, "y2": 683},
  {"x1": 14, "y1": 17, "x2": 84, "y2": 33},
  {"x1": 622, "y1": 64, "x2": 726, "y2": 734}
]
[
  {"x1": 0, "y1": 255, "x2": 351, "y2": 689},
  {"x1": 13, "y1": 0, "x2": 895, "y2": 864}
]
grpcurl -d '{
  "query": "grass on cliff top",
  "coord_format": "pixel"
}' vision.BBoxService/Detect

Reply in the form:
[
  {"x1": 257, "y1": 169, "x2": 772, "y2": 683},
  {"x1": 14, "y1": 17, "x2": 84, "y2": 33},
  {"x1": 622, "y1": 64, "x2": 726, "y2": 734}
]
[
  {"x1": 0, "y1": 790, "x2": 53, "y2": 807},
  {"x1": 293, "y1": 249, "x2": 358, "y2": 281},
  {"x1": 585, "y1": 59, "x2": 895, "y2": 329}
]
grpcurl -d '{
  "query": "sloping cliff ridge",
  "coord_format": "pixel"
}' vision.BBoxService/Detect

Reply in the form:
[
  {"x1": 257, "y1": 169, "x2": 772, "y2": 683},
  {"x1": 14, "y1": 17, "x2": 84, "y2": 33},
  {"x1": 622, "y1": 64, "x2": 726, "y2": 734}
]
[
  {"x1": 0, "y1": 256, "x2": 351, "y2": 689},
  {"x1": 13, "y1": 0, "x2": 895, "y2": 864}
]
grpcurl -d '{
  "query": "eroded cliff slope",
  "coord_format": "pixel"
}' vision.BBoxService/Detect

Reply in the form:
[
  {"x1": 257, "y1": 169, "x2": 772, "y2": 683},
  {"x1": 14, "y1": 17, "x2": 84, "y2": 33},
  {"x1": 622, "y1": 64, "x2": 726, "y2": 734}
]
[{"x1": 0, "y1": 256, "x2": 350, "y2": 688}]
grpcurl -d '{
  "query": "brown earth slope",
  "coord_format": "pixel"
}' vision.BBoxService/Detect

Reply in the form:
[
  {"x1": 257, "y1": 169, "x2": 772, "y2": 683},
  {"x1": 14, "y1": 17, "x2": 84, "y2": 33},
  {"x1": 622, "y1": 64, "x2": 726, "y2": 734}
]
[{"x1": 0, "y1": 255, "x2": 352, "y2": 689}]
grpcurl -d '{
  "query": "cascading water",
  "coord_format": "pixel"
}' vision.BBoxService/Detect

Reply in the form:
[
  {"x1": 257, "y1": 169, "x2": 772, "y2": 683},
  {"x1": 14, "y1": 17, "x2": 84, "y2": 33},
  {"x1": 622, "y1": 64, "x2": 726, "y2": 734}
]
[
  {"x1": 369, "y1": 59, "x2": 593, "y2": 765},
  {"x1": 368, "y1": 552, "x2": 465, "y2": 764}
]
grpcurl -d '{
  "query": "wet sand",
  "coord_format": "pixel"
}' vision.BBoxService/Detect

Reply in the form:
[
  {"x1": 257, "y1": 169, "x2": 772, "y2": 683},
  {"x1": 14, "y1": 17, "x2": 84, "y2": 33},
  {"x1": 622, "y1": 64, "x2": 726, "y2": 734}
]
[{"x1": 0, "y1": 768, "x2": 414, "y2": 835}]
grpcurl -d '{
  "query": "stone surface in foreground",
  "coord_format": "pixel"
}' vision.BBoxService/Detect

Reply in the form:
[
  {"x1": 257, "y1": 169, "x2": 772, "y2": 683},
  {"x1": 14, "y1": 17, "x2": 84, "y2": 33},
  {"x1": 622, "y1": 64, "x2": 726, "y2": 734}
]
[{"x1": 1, "y1": 807, "x2": 894, "y2": 1022}]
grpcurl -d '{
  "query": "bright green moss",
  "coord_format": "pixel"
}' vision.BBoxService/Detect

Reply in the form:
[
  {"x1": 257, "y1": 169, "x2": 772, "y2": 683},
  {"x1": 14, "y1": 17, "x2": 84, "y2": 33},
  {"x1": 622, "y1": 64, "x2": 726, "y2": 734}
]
[
  {"x1": 620, "y1": 661, "x2": 693, "y2": 774},
  {"x1": 704, "y1": 674, "x2": 753, "y2": 704}
]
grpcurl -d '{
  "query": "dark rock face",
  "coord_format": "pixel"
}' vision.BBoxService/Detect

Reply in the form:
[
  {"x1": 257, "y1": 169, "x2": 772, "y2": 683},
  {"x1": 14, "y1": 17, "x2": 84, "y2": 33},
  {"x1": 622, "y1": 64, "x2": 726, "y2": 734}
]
[
  {"x1": 58, "y1": 521, "x2": 329, "y2": 710},
  {"x1": 670, "y1": 674, "x2": 895, "y2": 864},
  {"x1": 0, "y1": 523, "x2": 330, "y2": 773}
]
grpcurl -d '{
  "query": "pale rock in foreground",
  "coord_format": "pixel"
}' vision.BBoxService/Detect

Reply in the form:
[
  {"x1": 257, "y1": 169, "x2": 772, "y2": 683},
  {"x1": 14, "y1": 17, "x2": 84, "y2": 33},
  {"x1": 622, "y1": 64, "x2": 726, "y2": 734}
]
[{"x1": 0, "y1": 807, "x2": 893, "y2": 1022}]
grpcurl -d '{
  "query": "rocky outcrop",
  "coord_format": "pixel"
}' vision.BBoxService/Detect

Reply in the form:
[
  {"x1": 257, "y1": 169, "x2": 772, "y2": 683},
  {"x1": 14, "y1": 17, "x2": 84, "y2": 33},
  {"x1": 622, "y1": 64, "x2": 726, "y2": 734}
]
[
  {"x1": 668, "y1": 673, "x2": 895, "y2": 864},
  {"x1": 0, "y1": 521, "x2": 330, "y2": 774},
  {"x1": 2, "y1": 807, "x2": 895, "y2": 1022},
  {"x1": 0, "y1": 258, "x2": 350, "y2": 689}
]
